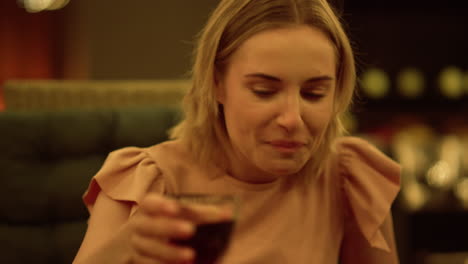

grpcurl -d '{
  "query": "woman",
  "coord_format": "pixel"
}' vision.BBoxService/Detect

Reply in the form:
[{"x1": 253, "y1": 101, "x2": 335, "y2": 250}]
[{"x1": 73, "y1": 0, "x2": 401, "y2": 263}]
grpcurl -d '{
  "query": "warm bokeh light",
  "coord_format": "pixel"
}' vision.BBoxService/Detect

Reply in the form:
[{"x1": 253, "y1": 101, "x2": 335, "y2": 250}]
[
  {"x1": 402, "y1": 181, "x2": 429, "y2": 211},
  {"x1": 397, "y1": 67, "x2": 425, "y2": 98},
  {"x1": 46, "y1": 0, "x2": 70, "y2": 10},
  {"x1": 18, "y1": 0, "x2": 70, "y2": 13},
  {"x1": 360, "y1": 67, "x2": 390, "y2": 99},
  {"x1": 426, "y1": 135, "x2": 462, "y2": 189},
  {"x1": 438, "y1": 66, "x2": 464, "y2": 99},
  {"x1": 393, "y1": 124, "x2": 435, "y2": 180},
  {"x1": 454, "y1": 178, "x2": 468, "y2": 208},
  {"x1": 426, "y1": 160, "x2": 453, "y2": 188}
]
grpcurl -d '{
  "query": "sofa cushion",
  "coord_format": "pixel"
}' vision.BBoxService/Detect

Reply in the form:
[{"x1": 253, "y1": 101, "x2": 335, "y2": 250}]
[{"x1": 0, "y1": 106, "x2": 180, "y2": 263}]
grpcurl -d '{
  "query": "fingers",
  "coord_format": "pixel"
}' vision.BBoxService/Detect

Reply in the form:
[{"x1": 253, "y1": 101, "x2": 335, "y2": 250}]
[
  {"x1": 139, "y1": 194, "x2": 181, "y2": 217},
  {"x1": 133, "y1": 213, "x2": 195, "y2": 240},
  {"x1": 129, "y1": 194, "x2": 234, "y2": 264},
  {"x1": 131, "y1": 234, "x2": 195, "y2": 264},
  {"x1": 130, "y1": 194, "x2": 196, "y2": 263}
]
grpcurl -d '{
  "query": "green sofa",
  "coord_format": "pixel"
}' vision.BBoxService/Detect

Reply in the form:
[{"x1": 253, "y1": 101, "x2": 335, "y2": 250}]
[{"x1": 0, "y1": 106, "x2": 180, "y2": 264}]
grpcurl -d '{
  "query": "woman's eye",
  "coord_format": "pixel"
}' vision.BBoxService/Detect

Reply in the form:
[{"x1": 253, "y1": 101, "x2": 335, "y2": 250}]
[
  {"x1": 253, "y1": 89, "x2": 275, "y2": 98},
  {"x1": 301, "y1": 91, "x2": 325, "y2": 100},
  {"x1": 250, "y1": 83, "x2": 277, "y2": 98}
]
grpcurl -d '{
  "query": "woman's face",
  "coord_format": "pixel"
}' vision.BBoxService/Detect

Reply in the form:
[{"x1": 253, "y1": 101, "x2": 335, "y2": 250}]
[{"x1": 218, "y1": 25, "x2": 336, "y2": 183}]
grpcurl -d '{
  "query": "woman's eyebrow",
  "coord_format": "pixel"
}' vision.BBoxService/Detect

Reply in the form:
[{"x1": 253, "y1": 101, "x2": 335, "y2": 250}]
[
  {"x1": 244, "y1": 73, "x2": 282, "y2": 82},
  {"x1": 304, "y1": 76, "x2": 335, "y2": 83},
  {"x1": 244, "y1": 73, "x2": 334, "y2": 83}
]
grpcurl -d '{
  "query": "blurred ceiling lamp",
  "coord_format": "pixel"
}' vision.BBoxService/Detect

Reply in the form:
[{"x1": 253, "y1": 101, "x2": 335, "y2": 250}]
[
  {"x1": 18, "y1": 0, "x2": 70, "y2": 13},
  {"x1": 397, "y1": 67, "x2": 425, "y2": 98},
  {"x1": 438, "y1": 66, "x2": 463, "y2": 99},
  {"x1": 360, "y1": 67, "x2": 390, "y2": 99}
]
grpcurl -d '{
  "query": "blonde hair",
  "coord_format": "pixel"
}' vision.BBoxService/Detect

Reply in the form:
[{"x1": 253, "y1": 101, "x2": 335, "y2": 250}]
[{"x1": 170, "y1": 0, "x2": 356, "y2": 178}]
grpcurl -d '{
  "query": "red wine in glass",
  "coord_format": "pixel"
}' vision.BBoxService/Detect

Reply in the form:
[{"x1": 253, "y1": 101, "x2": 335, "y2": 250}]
[
  {"x1": 173, "y1": 220, "x2": 235, "y2": 264},
  {"x1": 168, "y1": 194, "x2": 238, "y2": 264}
]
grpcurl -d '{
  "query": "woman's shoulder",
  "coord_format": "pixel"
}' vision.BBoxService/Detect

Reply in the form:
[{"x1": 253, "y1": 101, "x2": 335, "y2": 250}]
[
  {"x1": 92, "y1": 139, "x2": 190, "y2": 171},
  {"x1": 147, "y1": 139, "x2": 191, "y2": 160},
  {"x1": 110, "y1": 139, "x2": 197, "y2": 183},
  {"x1": 331, "y1": 136, "x2": 401, "y2": 252},
  {"x1": 82, "y1": 139, "x2": 192, "y2": 214},
  {"x1": 332, "y1": 136, "x2": 400, "y2": 176},
  {"x1": 146, "y1": 139, "x2": 198, "y2": 172},
  {"x1": 330, "y1": 136, "x2": 401, "y2": 200}
]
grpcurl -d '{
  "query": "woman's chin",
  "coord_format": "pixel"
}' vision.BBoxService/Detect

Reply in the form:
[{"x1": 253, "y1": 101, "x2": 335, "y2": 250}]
[
  {"x1": 262, "y1": 162, "x2": 305, "y2": 177},
  {"x1": 260, "y1": 152, "x2": 309, "y2": 176}
]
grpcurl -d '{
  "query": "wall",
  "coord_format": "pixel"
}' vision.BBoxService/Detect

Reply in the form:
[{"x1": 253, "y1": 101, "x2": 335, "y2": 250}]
[{"x1": 70, "y1": 0, "x2": 219, "y2": 79}]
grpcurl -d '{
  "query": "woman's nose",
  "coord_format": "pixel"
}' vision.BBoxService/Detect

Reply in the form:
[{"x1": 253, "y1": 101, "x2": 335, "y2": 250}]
[{"x1": 276, "y1": 95, "x2": 304, "y2": 133}]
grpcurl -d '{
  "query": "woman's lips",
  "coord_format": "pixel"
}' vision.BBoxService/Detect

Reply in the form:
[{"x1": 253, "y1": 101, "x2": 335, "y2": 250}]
[{"x1": 268, "y1": 140, "x2": 305, "y2": 153}]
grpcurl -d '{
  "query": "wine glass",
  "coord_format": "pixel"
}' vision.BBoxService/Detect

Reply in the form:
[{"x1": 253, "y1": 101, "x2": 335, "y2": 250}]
[{"x1": 167, "y1": 194, "x2": 238, "y2": 264}]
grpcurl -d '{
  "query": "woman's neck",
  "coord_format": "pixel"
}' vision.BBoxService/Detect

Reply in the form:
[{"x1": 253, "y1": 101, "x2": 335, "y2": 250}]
[{"x1": 223, "y1": 144, "x2": 281, "y2": 184}]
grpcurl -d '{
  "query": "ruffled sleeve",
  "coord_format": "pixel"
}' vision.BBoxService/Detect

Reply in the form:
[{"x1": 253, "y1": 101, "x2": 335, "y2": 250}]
[
  {"x1": 83, "y1": 147, "x2": 165, "y2": 216},
  {"x1": 335, "y1": 137, "x2": 401, "y2": 252}
]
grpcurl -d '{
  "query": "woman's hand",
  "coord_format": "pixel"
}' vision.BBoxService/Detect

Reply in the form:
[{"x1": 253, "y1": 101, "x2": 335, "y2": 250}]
[
  {"x1": 129, "y1": 194, "x2": 231, "y2": 264},
  {"x1": 73, "y1": 192, "x2": 232, "y2": 264}
]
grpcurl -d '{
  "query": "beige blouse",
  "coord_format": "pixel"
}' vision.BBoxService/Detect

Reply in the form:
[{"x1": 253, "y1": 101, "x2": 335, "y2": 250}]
[{"x1": 83, "y1": 136, "x2": 401, "y2": 264}]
